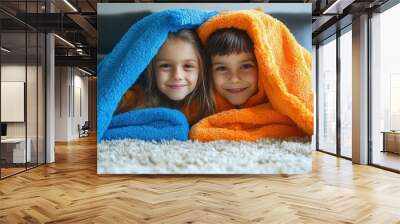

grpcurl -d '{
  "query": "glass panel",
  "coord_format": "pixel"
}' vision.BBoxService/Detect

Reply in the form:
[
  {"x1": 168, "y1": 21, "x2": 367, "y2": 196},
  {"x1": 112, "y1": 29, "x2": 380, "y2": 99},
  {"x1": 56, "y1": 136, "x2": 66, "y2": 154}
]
[
  {"x1": 1, "y1": 31, "x2": 27, "y2": 177},
  {"x1": 311, "y1": 45, "x2": 317, "y2": 150},
  {"x1": 27, "y1": 30, "x2": 38, "y2": 169},
  {"x1": 340, "y1": 29, "x2": 352, "y2": 158},
  {"x1": 38, "y1": 32, "x2": 45, "y2": 165},
  {"x1": 26, "y1": 0, "x2": 38, "y2": 170},
  {"x1": 317, "y1": 36, "x2": 337, "y2": 154},
  {"x1": 371, "y1": 3, "x2": 400, "y2": 171},
  {"x1": 0, "y1": 1, "x2": 46, "y2": 178}
]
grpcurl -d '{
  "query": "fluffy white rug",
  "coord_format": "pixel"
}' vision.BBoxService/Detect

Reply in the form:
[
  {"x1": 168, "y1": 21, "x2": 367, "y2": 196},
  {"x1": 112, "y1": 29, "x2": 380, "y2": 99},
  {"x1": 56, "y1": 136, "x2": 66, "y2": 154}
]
[{"x1": 97, "y1": 138, "x2": 312, "y2": 174}]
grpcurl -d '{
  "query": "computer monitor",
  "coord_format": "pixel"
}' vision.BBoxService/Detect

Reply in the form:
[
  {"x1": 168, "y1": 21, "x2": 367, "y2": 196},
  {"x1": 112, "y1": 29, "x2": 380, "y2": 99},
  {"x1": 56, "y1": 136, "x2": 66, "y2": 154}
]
[{"x1": 1, "y1": 123, "x2": 7, "y2": 137}]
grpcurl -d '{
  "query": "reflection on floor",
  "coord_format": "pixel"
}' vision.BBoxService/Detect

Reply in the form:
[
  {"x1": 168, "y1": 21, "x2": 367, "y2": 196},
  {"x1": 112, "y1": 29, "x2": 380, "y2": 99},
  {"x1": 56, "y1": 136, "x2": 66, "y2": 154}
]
[
  {"x1": 0, "y1": 163, "x2": 42, "y2": 179},
  {"x1": 373, "y1": 150, "x2": 400, "y2": 171},
  {"x1": 0, "y1": 167, "x2": 25, "y2": 178},
  {"x1": 340, "y1": 147, "x2": 352, "y2": 159}
]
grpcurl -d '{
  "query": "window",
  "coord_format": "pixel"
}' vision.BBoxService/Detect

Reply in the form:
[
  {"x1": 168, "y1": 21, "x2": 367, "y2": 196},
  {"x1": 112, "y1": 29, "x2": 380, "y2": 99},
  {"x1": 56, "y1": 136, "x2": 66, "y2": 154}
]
[
  {"x1": 317, "y1": 36, "x2": 337, "y2": 154},
  {"x1": 339, "y1": 28, "x2": 352, "y2": 158},
  {"x1": 371, "y1": 2, "x2": 400, "y2": 171}
]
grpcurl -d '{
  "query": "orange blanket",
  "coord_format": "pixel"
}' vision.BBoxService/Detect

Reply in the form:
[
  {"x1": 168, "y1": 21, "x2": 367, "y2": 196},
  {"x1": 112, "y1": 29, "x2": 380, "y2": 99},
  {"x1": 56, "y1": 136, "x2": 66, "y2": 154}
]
[
  {"x1": 190, "y1": 103, "x2": 308, "y2": 142},
  {"x1": 190, "y1": 9, "x2": 313, "y2": 142}
]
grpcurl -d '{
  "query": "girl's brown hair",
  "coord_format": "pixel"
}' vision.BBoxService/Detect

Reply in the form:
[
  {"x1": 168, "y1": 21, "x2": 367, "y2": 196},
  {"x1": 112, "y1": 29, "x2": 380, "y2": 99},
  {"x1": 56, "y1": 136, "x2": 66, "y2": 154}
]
[{"x1": 136, "y1": 29, "x2": 215, "y2": 124}]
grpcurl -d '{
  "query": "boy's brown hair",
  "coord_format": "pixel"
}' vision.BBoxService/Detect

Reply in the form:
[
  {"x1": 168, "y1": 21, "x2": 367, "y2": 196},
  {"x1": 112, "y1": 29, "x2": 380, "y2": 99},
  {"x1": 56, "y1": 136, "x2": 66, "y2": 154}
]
[
  {"x1": 205, "y1": 28, "x2": 254, "y2": 57},
  {"x1": 205, "y1": 28, "x2": 256, "y2": 112}
]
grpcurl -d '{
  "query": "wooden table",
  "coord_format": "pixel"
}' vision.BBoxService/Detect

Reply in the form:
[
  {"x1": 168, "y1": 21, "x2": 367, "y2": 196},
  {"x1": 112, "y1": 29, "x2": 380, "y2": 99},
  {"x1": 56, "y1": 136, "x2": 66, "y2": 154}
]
[{"x1": 381, "y1": 131, "x2": 400, "y2": 154}]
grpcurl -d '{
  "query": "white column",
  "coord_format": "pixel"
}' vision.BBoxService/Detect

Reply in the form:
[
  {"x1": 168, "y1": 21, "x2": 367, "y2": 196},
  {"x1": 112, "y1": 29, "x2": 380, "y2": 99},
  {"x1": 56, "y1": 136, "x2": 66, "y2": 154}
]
[
  {"x1": 46, "y1": 33, "x2": 55, "y2": 163},
  {"x1": 352, "y1": 14, "x2": 369, "y2": 164},
  {"x1": 46, "y1": 1, "x2": 55, "y2": 163}
]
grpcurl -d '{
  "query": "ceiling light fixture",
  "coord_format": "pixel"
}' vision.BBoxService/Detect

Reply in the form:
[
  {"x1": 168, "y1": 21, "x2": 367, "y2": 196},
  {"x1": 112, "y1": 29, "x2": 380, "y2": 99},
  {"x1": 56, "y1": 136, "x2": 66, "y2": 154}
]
[
  {"x1": 78, "y1": 67, "x2": 93, "y2": 76},
  {"x1": 322, "y1": 0, "x2": 344, "y2": 15},
  {"x1": 63, "y1": 0, "x2": 78, "y2": 12},
  {"x1": 54, "y1": 34, "x2": 75, "y2": 48},
  {"x1": 1, "y1": 47, "x2": 11, "y2": 53}
]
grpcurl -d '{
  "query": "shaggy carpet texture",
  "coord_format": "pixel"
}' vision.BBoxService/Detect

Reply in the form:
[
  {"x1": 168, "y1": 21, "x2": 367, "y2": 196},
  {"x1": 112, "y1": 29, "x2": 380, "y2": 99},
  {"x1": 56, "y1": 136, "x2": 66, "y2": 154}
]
[{"x1": 97, "y1": 138, "x2": 312, "y2": 174}]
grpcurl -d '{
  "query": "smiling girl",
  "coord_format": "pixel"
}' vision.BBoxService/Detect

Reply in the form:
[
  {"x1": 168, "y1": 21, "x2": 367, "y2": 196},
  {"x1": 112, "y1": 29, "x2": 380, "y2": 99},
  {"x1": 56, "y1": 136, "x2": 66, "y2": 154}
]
[{"x1": 115, "y1": 29, "x2": 214, "y2": 125}]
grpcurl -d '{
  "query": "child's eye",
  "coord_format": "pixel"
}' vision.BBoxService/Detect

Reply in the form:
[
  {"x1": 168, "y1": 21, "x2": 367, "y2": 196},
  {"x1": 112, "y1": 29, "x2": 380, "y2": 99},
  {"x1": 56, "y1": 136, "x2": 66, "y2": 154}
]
[
  {"x1": 159, "y1": 64, "x2": 171, "y2": 69},
  {"x1": 241, "y1": 63, "x2": 255, "y2": 70},
  {"x1": 184, "y1": 64, "x2": 195, "y2": 69},
  {"x1": 214, "y1": 66, "x2": 227, "y2": 72}
]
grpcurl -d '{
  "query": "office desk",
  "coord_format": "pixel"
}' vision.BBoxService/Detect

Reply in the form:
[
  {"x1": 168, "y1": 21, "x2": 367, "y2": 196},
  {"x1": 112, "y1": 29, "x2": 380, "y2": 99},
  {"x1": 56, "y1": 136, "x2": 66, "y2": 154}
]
[{"x1": 1, "y1": 138, "x2": 31, "y2": 163}]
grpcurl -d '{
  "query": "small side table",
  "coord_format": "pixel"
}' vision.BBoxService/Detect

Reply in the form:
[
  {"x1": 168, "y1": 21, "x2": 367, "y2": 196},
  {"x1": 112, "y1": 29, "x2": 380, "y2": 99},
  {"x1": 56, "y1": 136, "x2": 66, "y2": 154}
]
[{"x1": 381, "y1": 131, "x2": 400, "y2": 154}]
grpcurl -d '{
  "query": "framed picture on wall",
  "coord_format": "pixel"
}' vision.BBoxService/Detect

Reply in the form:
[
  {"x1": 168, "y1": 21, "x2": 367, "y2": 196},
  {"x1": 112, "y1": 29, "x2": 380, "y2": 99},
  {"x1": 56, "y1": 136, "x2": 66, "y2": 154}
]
[
  {"x1": 1, "y1": 81, "x2": 25, "y2": 122},
  {"x1": 97, "y1": 3, "x2": 314, "y2": 174}
]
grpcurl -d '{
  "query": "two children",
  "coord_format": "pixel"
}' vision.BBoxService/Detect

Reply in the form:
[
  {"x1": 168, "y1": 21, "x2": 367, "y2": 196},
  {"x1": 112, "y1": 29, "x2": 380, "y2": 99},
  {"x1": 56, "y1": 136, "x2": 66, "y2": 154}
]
[
  {"x1": 103, "y1": 8, "x2": 313, "y2": 142},
  {"x1": 116, "y1": 28, "x2": 259, "y2": 124}
]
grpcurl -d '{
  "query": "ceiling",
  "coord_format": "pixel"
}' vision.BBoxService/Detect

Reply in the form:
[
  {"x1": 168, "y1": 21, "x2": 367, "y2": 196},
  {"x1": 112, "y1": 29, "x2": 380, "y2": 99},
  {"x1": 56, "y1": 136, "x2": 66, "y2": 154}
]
[{"x1": 0, "y1": 0, "x2": 392, "y2": 75}]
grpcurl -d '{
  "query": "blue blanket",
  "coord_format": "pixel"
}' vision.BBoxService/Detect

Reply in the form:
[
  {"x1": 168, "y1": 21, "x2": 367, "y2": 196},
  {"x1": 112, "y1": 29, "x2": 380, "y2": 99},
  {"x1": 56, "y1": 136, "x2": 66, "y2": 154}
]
[
  {"x1": 97, "y1": 8, "x2": 218, "y2": 141},
  {"x1": 102, "y1": 108, "x2": 189, "y2": 141}
]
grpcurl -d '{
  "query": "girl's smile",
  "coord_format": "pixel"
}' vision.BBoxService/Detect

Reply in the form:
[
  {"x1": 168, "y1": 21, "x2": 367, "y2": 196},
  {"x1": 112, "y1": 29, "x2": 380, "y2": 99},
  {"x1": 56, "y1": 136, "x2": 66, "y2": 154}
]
[{"x1": 154, "y1": 38, "x2": 199, "y2": 101}]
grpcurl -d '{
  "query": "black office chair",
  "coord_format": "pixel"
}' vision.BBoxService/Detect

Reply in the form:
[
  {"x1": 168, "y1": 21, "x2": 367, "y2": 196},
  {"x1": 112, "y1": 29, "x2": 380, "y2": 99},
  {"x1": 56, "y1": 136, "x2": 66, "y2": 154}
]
[{"x1": 78, "y1": 121, "x2": 90, "y2": 138}]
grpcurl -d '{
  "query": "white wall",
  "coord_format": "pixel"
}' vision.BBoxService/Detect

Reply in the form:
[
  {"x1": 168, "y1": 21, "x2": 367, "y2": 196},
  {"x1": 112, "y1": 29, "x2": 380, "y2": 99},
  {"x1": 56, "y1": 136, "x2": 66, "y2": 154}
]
[
  {"x1": 1, "y1": 63, "x2": 46, "y2": 163},
  {"x1": 1, "y1": 65, "x2": 37, "y2": 138},
  {"x1": 70, "y1": 71, "x2": 89, "y2": 139},
  {"x1": 1, "y1": 64, "x2": 26, "y2": 81},
  {"x1": 1, "y1": 65, "x2": 26, "y2": 139},
  {"x1": 55, "y1": 67, "x2": 89, "y2": 141},
  {"x1": 55, "y1": 66, "x2": 69, "y2": 141}
]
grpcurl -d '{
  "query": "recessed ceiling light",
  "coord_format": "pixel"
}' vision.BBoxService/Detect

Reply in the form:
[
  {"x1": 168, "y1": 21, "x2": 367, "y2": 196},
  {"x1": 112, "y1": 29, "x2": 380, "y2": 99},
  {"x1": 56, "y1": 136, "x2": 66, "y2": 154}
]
[
  {"x1": 77, "y1": 67, "x2": 93, "y2": 76},
  {"x1": 63, "y1": 0, "x2": 78, "y2": 12},
  {"x1": 54, "y1": 34, "x2": 75, "y2": 48},
  {"x1": 1, "y1": 47, "x2": 11, "y2": 53},
  {"x1": 322, "y1": 0, "x2": 357, "y2": 15}
]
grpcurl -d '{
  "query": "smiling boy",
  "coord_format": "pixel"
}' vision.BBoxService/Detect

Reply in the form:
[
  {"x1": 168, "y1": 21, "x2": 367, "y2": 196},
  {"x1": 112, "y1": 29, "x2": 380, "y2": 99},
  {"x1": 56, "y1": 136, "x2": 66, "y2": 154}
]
[{"x1": 206, "y1": 28, "x2": 258, "y2": 107}]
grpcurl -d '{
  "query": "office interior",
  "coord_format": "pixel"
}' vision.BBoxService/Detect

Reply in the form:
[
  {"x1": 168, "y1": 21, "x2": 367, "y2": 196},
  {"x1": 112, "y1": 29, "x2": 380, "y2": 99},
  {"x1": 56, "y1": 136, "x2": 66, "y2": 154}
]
[{"x1": 0, "y1": 0, "x2": 400, "y2": 222}]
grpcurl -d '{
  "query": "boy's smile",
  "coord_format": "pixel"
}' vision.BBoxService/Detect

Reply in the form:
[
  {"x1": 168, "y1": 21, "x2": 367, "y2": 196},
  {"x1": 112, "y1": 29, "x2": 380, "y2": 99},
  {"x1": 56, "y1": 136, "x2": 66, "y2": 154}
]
[{"x1": 211, "y1": 52, "x2": 258, "y2": 106}]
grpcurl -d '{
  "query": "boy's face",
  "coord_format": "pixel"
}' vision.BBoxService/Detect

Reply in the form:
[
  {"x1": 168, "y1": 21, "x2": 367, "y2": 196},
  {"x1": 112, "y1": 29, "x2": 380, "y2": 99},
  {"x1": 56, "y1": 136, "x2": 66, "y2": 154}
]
[{"x1": 211, "y1": 52, "x2": 258, "y2": 106}]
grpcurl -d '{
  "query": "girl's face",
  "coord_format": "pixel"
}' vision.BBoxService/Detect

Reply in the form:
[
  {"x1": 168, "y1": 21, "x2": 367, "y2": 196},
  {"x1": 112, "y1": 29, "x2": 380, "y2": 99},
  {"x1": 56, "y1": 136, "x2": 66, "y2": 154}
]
[
  {"x1": 154, "y1": 38, "x2": 199, "y2": 101},
  {"x1": 211, "y1": 52, "x2": 258, "y2": 106}
]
